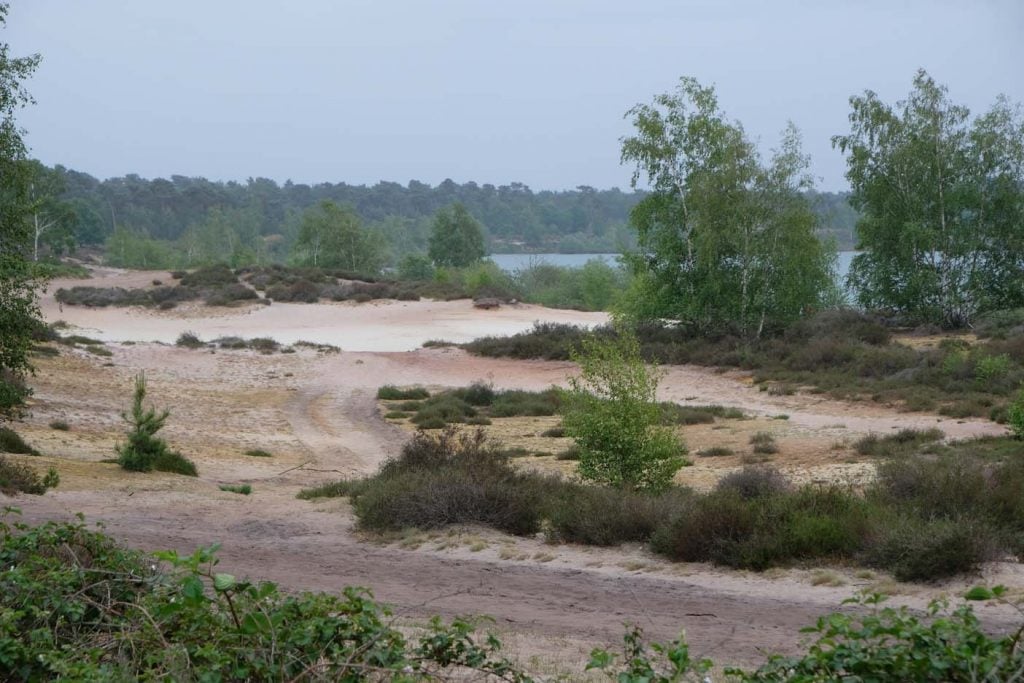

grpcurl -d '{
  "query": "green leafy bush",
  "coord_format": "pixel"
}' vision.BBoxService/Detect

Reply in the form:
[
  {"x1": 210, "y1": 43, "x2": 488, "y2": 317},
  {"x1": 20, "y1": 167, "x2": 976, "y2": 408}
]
[
  {"x1": 562, "y1": 330, "x2": 685, "y2": 491},
  {"x1": 0, "y1": 513, "x2": 528, "y2": 681},
  {"x1": 1009, "y1": 387, "x2": 1024, "y2": 439}
]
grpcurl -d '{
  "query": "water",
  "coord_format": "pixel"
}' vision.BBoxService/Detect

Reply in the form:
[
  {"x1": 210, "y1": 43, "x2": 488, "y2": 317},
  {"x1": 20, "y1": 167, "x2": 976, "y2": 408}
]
[
  {"x1": 488, "y1": 253, "x2": 620, "y2": 271},
  {"x1": 491, "y1": 251, "x2": 857, "y2": 285}
]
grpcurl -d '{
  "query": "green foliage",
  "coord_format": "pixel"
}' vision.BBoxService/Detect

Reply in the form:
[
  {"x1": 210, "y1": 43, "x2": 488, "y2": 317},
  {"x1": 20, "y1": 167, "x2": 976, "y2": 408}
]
[
  {"x1": 562, "y1": 330, "x2": 685, "y2": 491},
  {"x1": 0, "y1": 513, "x2": 530, "y2": 681},
  {"x1": 1009, "y1": 387, "x2": 1024, "y2": 439},
  {"x1": 739, "y1": 595, "x2": 1024, "y2": 681},
  {"x1": 620, "y1": 76, "x2": 835, "y2": 338},
  {"x1": 116, "y1": 373, "x2": 197, "y2": 476},
  {"x1": 428, "y1": 202, "x2": 486, "y2": 267},
  {"x1": 397, "y1": 252, "x2": 435, "y2": 280},
  {"x1": 292, "y1": 200, "x2": 386, "y2": 275},
  {"x1": 464, "y1": 314, "x2": 1024, "y2": 418},
  {"x1": 0, "y1": 8, "x2": 43, "y2": 422},
  {"x1": 244, "y1": 448, "x2": 272, "y2": 458},
  {"x1": 348, "y1": 428, "x2": 551, "y2": 535},
  {"x1": 219, "y1": 483, "x2": 252, "y2": 495},
  {"x1": 377, "y1": 385, "x2": 430, "y2": 400},
  {"x1": 0, "y1": 426, "x2": 39, "y2": 454},
  {"x1": 835, "y1": 70, "x2": 1024, "y2": 327},
  {"x1": 0, "y1": 456, "x2": 58, "y2": 494},
  {"x1": 854, "y1": 428, "x2": 944, "y2": 457},
  {"x1": 587, "y1": 625, "x2": 711, "y2": 682},
  {"x1": 175, "y1": 330, "x2": 204, "y2": 348}
]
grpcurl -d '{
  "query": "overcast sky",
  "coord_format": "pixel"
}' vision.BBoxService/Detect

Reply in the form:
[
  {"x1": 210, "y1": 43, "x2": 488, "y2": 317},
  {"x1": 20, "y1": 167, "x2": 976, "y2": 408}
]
[{"x1": 7, "y1": 1, "x2": 1023, "y2": 192}]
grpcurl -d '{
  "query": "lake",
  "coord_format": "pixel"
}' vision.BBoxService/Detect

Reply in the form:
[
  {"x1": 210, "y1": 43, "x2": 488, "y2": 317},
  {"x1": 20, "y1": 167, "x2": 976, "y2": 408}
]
[{"x1": 491, "y1": 251, "x2": 857, "y2": 285}]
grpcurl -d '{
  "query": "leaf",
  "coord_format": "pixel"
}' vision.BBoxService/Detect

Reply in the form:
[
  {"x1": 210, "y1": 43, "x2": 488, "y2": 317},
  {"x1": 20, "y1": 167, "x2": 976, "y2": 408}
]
[
  {"x1": 964, "y1": 586, "x2": 994, "y2": 601},
  {"x1": 213, "y1": 573, "x2": 236, "y2": 592}
]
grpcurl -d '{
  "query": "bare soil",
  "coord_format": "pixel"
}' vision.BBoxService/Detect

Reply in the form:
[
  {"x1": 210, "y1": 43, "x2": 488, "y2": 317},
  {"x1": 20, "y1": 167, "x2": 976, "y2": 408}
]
[{"x1": 5, "y1": 268, "x2": 1019, "y2": 675}]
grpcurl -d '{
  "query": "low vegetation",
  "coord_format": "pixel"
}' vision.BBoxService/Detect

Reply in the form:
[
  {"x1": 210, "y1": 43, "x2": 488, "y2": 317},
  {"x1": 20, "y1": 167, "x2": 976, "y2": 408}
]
[
  {"x1": 0, "y1": 426, "x2": 39, "y2": 455},
  {"x1": 219, "y1": 483, "x2": 252, "y2": 495},
  {"x1": 303, "y1": 427, "x2": 1024, "y2": 581},
  {"x1": 0, "y1": 456, "x2": 59, "y2": 495},
  {"x1": 116, "y1": 374, "x2": 197, "y2": 476},
  {"x1": 380, "y1": 383, "x2": 561, "y2": 429},
  {"x1": 464, "y1": 311, "x2": 1024, "y2": 420}
]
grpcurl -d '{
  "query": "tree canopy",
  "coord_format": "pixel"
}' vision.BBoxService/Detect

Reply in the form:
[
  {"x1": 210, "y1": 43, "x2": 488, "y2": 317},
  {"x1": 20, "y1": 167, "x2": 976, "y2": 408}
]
[
  {"x1": 619, "y1": 77, "x2": 836, "y2": 338},
  {"x1": 0, "y1": 3, "x2": 43, "y2": 420},
  {"x1": 834, "y1": 69, "x2": 1024, "y2": 327},
  {"x1": 427, "y1": 202, "x2": 486, "y2": 268},
  {"x1": 291, "y1": 200, "x2": 386, "y2": 275}
]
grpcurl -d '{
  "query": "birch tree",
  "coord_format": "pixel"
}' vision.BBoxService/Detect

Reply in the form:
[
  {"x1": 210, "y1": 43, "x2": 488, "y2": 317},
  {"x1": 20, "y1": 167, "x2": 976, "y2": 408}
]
[
  {"x1": 833, "y1": 70, "x2": 1024, "y2": 327},
  {"x1": 619, "y1": 77, "x2": 834, "y2": 338}
]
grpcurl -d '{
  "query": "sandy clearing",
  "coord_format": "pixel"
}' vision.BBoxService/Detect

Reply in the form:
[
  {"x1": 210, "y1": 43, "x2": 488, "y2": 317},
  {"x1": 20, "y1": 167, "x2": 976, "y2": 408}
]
[
  {"x1": 6, "y1": 270, "x2": 1017, "y2": 672},
  {"x1": 43, "y1": 268, "x2": 609, "y2": 350}
]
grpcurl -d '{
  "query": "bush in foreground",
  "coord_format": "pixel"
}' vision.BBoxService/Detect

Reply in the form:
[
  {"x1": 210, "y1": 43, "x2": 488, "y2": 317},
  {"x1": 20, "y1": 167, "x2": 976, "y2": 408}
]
[{"x1": 0, "y1": 513, "x2": 526, "y2": 681}]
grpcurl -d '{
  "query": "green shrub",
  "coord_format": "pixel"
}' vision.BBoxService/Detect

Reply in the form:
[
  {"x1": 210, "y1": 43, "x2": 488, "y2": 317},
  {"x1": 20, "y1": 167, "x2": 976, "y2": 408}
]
[
  {"x1": 854, "y1": 428, "x2": 944, "y2": 457},
  {"x1": 385, "y1": 411, "x2": 410, "y2": 419},
  {"x1": 0, "y1": 457, "x2": 59, "y2": 495},
  {"x1": 116, "y1": 373, "x2": 197, "y2": 476},
  {"x1": 749, "y1": 431, "x2": 779, "y2": 455},
  {"x1": 562, "y1": 330, "x2": 685, "y2": 491},
  {"x1": 179, "y1": 263, "x2": 238, "y2": 287},
  {"x1": 0, "y1": 427, "x2": 39, "y2": 455},
  {"x1": 697, "y1": 446, "x2": 734, "y2": 457},
  {"x1": 244, "y1": 448, "x2": 272, "y2": 457},
  {"x1": 347, "y1": 429, "x2": 551, "y2": 536},
  {"x1": 219, "y1": 483, "x2": 252, "y2": 495},
  {"x1": 976, "y1": 353, "x2": 1011, "y2": 382},
  {"x1": 176, "y1": 331, "x2": 204, "y2": 348},
  {"x1": 547, "y1": 486, "x2": 687, "y2": 546},
  {"x1": 541, "y1": 426, "x2": 565, "y2": 438},
  {"x1": 864, "y1": 515, "x2": 997, "y2": 581},
  {"x1": 1009, "y1": 387, "x2": 1024, "y2": 439},
  {"x1": 411, "y1": 395, "x2": 477, "y2": 426},
  {"x1": 377, "y1": 385, "x2": 431, "y2": 400},
  {"x1": 716, "y1": 466, "x2": 790, "y2": 500},
  {"x1": 453, "y1": 381, "x2": 496, "y2": 406},
  {"x1": 297, "y1": 479, "x2": 365, "y2": 499},
  {"x1": 555, "y1": 445, "x2": 581, "y2": 460},
  {"x1": 0, "y1": 515, "x2": 525, "y2": 680},
  {"x1": 489, "y1": 389, "x2": 560, "y2": 417}
]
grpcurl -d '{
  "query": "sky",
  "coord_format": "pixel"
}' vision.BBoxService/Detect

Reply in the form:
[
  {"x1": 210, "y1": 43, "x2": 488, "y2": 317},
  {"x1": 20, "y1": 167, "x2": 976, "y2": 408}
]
[{"x1": 6, "y1": 1, "x2": 1023, "y2": 192}]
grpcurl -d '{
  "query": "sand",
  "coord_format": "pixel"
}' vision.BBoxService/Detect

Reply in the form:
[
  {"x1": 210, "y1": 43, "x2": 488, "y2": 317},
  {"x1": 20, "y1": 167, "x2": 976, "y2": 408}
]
[{"x1": 5, "y1": 266, "x2": 1017, "y2": 674}]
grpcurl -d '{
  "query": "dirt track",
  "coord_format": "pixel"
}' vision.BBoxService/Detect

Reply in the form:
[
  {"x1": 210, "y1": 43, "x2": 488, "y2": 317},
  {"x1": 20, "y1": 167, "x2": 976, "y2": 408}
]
[{"x1": 5, "y1": 270, "x2": 1020, "y2": 674}]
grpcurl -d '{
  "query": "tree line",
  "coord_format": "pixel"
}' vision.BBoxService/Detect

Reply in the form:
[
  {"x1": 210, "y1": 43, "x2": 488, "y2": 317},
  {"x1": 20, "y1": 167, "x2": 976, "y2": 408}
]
[{"x1": 34, "y1": 165, "x2": 860, "y2": 268}]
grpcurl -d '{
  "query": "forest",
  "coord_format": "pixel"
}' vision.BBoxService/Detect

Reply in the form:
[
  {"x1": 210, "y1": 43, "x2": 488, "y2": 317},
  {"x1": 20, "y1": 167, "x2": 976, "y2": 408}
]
[{"x1": 45, "y1": 165, "x2": 858, "y2": 268}]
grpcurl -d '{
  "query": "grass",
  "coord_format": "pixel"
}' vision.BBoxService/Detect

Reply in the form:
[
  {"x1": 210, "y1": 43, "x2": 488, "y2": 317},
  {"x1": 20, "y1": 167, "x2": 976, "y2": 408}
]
[
  {"x1": 219, "y1": 484, "x2": 252, "y2": 495},
  {"x1": 244, "y1": 448, "x2": 273, "y2": 458}
]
